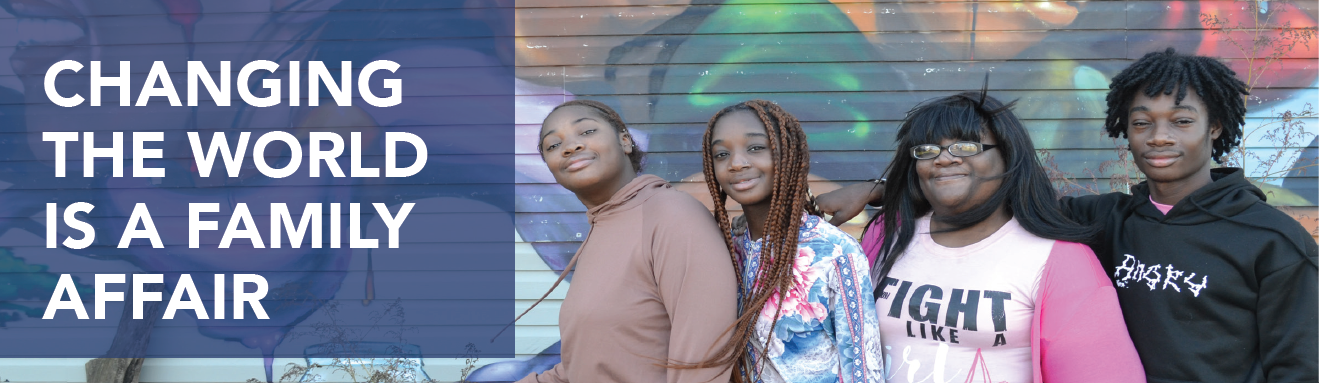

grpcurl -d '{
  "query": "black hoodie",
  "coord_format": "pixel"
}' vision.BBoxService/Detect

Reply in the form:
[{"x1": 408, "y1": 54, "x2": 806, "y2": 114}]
[{"x1": 1062, "y1": 168, "x2": 1318, "y2": 383}]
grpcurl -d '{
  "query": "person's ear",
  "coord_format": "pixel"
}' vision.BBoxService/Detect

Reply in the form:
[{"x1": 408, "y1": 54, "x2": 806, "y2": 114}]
[
  {"x1": 619, "y1": 131, "x2": 634, "y2": 155},
  {"x1": 1209, "y1": 123, "x2": 1223, "y2": 140}
]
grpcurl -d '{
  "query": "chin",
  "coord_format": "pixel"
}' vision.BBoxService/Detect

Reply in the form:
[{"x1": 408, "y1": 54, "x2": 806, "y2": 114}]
[
  {"x1": 562, "y1": 168, "x2": 617, "y2": 192},
  {"x1": 722, "y1": 191, "x2": 748, "y2": 206},
  {"x1": 725, "y1": 189, "x2": 769, "y2": 208},
  {"x1": 1135, "y1": 165, "x2": 1181, "y2": 184},
  {"x1": 926, "y1": 191, "x2": 968, "y2": 206},
  {"x1": 727, "y1": 196, "x2": 757, "y2": 208},
  {"x1": 559, "y1": 176, "x2": 600, "y2": 193}
]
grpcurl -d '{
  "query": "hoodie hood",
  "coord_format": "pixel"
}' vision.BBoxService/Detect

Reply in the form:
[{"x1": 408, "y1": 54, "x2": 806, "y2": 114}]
[
  {"x1": 586, "y1": 174, "x2": 669, "y2": 224},
  {"x1": 1129, "y1": 168, "x2": 1265, "y2": 225}
]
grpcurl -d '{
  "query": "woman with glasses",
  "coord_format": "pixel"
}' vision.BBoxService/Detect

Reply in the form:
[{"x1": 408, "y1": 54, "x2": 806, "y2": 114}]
[{"x1": 865, "y1": 91, "x2": 1145, "y2": 382}]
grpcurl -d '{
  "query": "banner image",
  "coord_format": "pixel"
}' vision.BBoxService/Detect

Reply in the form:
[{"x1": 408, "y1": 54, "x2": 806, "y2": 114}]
[{"x1": 0, "y1": 0, "x2": 1314, "y2": 382}]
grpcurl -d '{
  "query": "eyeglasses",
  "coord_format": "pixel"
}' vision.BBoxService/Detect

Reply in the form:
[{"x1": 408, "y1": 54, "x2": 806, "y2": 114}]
[{"x1": 911, "y1": 142, "x2": 998, "y2": 160}]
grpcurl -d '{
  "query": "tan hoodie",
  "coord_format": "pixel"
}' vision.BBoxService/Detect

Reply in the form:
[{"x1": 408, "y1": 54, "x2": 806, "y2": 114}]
[{"x1": 519, "y1": 174, "x2": 738, "y2": 383}]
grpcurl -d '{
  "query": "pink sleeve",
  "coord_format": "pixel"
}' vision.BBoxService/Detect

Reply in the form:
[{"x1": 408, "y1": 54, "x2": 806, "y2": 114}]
[
  {"x1": 860, "y1": 221, "x2": 883, "y2": 267},
  {"x1": 1030, "y1": 241, "x2": 1146, "y2": 383}
]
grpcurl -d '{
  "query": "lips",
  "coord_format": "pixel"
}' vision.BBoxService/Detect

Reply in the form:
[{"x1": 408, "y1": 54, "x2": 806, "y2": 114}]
[
  {"x1": 728, "y1": 175, "x2": 761, "y2": 192},
  {"x1": 563, "y1": 155, "x2": 595, "y2": 172},
  {"x1": 1143, "y1": 152, "x2": 1181, "y2": 168},
  {"x1": 930, "y1": 174, "x2": 968, "y2": 182}
]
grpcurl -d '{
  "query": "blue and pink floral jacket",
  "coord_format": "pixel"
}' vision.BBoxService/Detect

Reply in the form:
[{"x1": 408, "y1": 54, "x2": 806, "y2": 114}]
[{"x1": 733, "y1": 213, "x2": 883, "y2": 383}]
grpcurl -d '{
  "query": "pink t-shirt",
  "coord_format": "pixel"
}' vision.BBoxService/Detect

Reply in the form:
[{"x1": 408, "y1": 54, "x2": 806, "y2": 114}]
[
  {"x1": 864, "y1": 215, "x2": 1146, "y2": 383},
  {"x1": 1149, "y1": 196, "x2": 1173, "y2": 215}
]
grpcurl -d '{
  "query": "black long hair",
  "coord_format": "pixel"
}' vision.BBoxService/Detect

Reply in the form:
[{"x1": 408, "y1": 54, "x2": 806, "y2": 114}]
[
  {"x1": 864, "y1": 89, "x2": 1097, "y2": 284},
  {"x1": 1104, "y1": 48, "x2": 1249, "y2": 162}
]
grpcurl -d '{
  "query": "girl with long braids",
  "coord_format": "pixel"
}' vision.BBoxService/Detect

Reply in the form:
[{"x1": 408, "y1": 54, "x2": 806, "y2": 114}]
[
  {"x1": 701, "y1": 100, "x2": 882, "y2": 383},
  {"x1": 862, "y1": 91, "x2": 1144, "y2": 382},
  {"x1": 516, "y1": 100, "x2": 738, "y2": 383}
]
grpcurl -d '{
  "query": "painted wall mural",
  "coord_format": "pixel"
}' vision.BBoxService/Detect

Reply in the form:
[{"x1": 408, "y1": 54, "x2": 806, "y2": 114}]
[{"x1": 492, "y1": 0, "x2": 1317, "y2": 382}]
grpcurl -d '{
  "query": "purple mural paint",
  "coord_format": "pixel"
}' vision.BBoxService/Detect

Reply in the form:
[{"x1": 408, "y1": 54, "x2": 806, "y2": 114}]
[{"x1": 156, "y1": 0, "x2": 201, "y2": 57}]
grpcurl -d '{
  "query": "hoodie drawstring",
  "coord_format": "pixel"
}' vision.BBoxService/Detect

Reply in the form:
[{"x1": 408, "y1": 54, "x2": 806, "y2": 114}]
[{"x1": 491, "y1": 225, "x2": 595, "y2": 342}]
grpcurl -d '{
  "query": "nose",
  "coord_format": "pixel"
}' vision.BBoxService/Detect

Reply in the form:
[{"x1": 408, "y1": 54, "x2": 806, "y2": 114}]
[
  {"x1": 727, "y1": 152, "x2": 751, "y2": 171},
  {"x1": 1146, "y1": 121, "x2": 1176, "y2": 147},
  {"x1": 560, "y1": 139, "x2": 585, "y2": 157},
  {"x1": 931, "y1": 148, "x2": 963, "y2": 167}
]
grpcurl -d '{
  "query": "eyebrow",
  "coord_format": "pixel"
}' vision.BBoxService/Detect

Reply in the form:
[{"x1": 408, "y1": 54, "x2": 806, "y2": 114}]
[
  {"x1": 1129, "y1": 105, "x2": 1199, "y2": 113},
  {"x1": 710, "y1": 132, "x2": 769, "y2": 146},
  {"x1": 539, "y1": 117, "x2": 601, "y2": 141}
]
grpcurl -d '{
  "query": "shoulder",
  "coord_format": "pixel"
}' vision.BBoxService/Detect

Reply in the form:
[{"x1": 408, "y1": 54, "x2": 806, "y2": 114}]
[
  {"x1": 1239, "y1": 202, "x2": 1313, "y2": 237},
  {"x1": 1235, "y1": 203, "x2": 1319, "y2": 267},
  {"x1": 641, "y1": 186, "x2": 718, "y2": 225},
  {"x1": 800, "y1": 216, "x2": 865, "y2": 265},
  {"x1": 803, "y1": 216, "x2": 862, "y2": 248},
  {"x1": 639, "y1": 187, "x2": 730, "y2": 255},
  {"x1": 1046, "y1": 241, "x2": 1102, "y2": 265},
  {"x1": 1043, "y1": 240, "x2": 1110, "y2": 287},
  {"x1": 1062, "y1": 192, "x2": 1133, "y2": 212}
]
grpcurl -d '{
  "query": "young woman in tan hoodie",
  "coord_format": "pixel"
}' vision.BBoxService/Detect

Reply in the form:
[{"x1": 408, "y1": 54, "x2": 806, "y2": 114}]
[{"x1": 516, "y1": 100, "x2": 739, "y2": 383}]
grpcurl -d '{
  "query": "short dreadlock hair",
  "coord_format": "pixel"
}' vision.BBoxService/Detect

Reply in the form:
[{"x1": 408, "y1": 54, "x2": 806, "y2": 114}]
[{"x1": 1104, "y1": 47, "x2": 1249, "y2": 162}]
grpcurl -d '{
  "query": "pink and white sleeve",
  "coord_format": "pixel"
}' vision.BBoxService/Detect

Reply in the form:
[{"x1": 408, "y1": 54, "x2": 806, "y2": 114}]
[
  {"x1": 860, "y1": 221, "x2": 882, "y2": 267},
  {"x1": 1030, "y1": 241, "x2": 1146, "y2": 383}
]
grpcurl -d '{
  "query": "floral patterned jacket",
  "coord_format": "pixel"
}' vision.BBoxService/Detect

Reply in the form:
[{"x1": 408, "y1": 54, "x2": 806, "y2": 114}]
[{"x1": 732, "y1": 213, "x2": 883, "y2": 383}]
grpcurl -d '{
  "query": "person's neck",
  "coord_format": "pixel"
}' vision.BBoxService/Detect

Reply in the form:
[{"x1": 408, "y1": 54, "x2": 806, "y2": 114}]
[
  {"x1": 1148, "y1": 170, "x2": 1214, "y2": 206},
  {"x1": 928, "y1": 206, "x2": 1011, "y2": 248},
  {"x1": 578, "y1": 172, "x2": 638, "y2": 210},
  {"x1": 742, "y1": 202, "x2": 771, "y2": 241}
]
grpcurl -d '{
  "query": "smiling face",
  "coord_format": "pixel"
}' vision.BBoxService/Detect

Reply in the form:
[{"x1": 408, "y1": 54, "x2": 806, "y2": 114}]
[
  {"x1": 915, "y1": 133, "x2": 1006, "y2": 216},
  {"x1": 1126, "y1": 90, "x2": 1221, "y2": 187},
  {"x1": 539, "y1": 105, "x2": 635, "y2": 199},
  {"x1": 710, "y1": 111, "x2": 775, "y2": 209}
]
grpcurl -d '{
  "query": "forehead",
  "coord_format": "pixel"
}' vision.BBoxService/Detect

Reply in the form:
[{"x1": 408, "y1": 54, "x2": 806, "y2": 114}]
[
  {"x1": 1131, "y1": 87, "x2": 1207, "y2": 112},
  {"x1": 912, "y1": 124, "x2": 992, "y2": 145},
  {"x1": 541, "y1": 105, "x2": 605, "y2": 134},
  {"x1": 929, "y1": 133, "x2": 997, "y2": 145},
  {"x1": 711, "y1": 110, "x2": 767, "y2": 138},
  {"x1": 903, "y1": 104, "x2": 996, "y2": 145}
]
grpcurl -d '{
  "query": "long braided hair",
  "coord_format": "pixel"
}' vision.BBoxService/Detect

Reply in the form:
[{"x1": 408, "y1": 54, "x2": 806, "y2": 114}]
[
  {"x1": 700, "y1": 100, "x2": 821, "y2": 381},
  {"x1": 1104, "y1": 47, "x2": 1249, "y2": 162}
]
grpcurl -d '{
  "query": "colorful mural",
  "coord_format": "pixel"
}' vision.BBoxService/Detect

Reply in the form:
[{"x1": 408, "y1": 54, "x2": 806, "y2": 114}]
[
  {"x1": 0, "y1": 0, "x2": 1314, "y2": 381},
  {"x1": 496, "y1": 1, "x2": 1317, "y2": 382}
]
